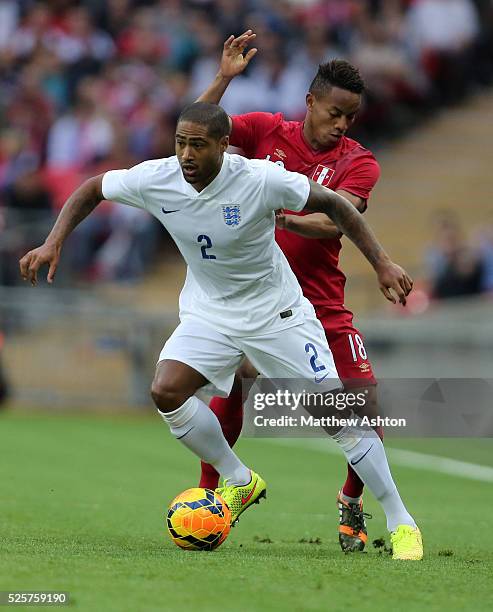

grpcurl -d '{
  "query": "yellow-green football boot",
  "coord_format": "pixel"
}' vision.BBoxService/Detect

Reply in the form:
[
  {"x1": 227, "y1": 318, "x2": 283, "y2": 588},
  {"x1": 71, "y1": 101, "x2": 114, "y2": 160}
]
[
  {"x1": 216, "y1": 470, "x2": 267, "y2": 525},
  {"x1": 391, "y1": 525, "x2": 423, "y2": 560}
]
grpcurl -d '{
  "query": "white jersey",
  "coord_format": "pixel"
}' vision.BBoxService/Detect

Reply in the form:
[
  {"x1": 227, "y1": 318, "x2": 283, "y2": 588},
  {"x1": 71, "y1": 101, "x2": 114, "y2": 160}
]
[{"x1": 102, "y1": 152, "x2": 311, "y2": 336}]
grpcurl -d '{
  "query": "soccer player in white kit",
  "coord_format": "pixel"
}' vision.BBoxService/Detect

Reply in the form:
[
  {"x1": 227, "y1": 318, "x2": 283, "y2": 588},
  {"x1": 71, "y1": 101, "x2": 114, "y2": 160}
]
[{"x1": 20, "y1": 103, "x2": 422, "y2": 559}]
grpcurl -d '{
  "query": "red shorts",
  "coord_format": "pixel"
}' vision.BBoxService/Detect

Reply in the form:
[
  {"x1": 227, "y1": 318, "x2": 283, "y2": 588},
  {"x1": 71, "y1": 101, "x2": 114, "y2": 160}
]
[{"x1": 314, "y1": 304, "x2": 377, "y2": 389}]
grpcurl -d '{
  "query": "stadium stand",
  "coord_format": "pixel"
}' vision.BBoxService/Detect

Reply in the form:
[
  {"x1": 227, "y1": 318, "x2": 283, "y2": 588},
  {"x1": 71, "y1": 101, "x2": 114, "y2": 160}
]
[{"x1": 1, "y1": 0, "x2": 493, "y2": 287}]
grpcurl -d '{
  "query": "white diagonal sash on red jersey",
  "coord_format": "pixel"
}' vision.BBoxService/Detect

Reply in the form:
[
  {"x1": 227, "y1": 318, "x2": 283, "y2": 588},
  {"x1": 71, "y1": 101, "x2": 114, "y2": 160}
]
[{"x1": 312, "y1": 164, "x2": 335, "y2": 187}]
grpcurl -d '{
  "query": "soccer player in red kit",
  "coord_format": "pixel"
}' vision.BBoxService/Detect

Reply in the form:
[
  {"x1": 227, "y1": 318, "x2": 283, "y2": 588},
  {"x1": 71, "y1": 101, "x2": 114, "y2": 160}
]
[{"x1": 197, "y1": 32, "x2": 402, "y2": 553}]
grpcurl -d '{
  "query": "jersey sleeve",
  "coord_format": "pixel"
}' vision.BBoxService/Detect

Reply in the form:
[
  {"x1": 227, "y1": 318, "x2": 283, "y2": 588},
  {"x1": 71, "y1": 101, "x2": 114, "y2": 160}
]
[
  {"x1": 230, "y1": 112, "x2": 282, "y2": 157},
  {"x1": 263, "y1": 161, "x2": 310, "y2": 213},
  {"x1": 101, "y1": 163, "x2": 146, "y2": 210},
  {"x1": 336, "y1": 156, "x2": 381, "y2": 203}
]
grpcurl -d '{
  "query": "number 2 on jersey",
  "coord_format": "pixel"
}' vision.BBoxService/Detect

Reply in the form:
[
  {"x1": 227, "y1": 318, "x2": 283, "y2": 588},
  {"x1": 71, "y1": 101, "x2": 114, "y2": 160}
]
[
  {"x1": 197, "y1": 234, "x2": 216, "y2": 260},
  {"x1": 304, "y1": 342, "x2": 326, "y2": 373}
]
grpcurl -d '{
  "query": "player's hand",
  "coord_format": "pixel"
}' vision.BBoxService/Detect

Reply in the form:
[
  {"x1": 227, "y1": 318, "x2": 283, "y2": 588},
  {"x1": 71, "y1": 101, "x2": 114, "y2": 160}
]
[
  {"x1": 375, "y1": 261, "x2": 413, "y2": 306},
  {"x1": 275, "y1": 209, "x2": 287, "y2": 229},
  {"x1": 19, "y1": 242, "x2": 61, "y2": 286},
  {"x1": 219, "y1": 30, "x2": 257, "y2": 79}
]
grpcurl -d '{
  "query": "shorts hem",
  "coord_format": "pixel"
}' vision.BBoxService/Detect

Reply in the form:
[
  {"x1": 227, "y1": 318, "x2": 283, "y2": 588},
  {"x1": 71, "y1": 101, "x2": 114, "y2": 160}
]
[{"x1": 156, "y1": 353, "x2": 232, "y2": 398}]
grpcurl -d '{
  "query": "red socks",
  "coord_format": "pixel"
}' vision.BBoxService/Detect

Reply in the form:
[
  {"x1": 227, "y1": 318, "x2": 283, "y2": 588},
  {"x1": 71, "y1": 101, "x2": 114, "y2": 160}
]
[
  {"x1": 199, "y1": 390, "x2": 244, "y2": 489},
  {"x1": 342, "y1": 425, "x2": 384, "y2": 498}
]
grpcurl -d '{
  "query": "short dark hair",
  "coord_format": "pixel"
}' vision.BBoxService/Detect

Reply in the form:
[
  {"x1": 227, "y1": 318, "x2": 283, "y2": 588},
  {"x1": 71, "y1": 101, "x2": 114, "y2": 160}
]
[
  {"x1": 177, "y1": 102, "x2": 230, "y2": 140},
  {"x1": 309, "y1": 59, "x2": 365, "y2": 97}
]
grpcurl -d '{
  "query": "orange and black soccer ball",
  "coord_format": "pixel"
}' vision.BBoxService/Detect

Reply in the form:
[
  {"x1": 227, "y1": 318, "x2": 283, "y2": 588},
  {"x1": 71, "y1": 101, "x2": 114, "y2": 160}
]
[{"x1": 166, "y1": 488, "x2": 231, "y2": 551}]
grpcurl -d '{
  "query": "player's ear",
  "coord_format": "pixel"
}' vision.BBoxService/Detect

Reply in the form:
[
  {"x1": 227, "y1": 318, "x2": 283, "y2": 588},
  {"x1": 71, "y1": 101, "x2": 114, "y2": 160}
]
[
  {"x1": 219, "y1": 135, "x2": 229, "y2": 153},
  {"x1": 306, "y1": 93, "x2": 314, "y2": 112}
]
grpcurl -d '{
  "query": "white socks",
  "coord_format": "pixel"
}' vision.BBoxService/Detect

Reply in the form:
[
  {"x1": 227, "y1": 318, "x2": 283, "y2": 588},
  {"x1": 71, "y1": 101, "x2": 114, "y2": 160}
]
[
  {"x1": 333, "y1": 425, "x2": 416, "y2": 532},
  {"x1": 161, "y1": 397, "x2": 416, "y2": 531},
  {"x1": 340, "y1": 492, "x2": 361, "y2": 505},
  {"x1": 160, "y1": 396, "x2": 251, "y2": 486}
]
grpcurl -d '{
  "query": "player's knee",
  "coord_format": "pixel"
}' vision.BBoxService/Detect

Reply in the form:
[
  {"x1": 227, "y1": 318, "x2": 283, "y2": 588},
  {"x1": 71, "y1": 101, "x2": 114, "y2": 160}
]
[{"x1": 150, "y1": 375, "x2": 191, "y2": 413}]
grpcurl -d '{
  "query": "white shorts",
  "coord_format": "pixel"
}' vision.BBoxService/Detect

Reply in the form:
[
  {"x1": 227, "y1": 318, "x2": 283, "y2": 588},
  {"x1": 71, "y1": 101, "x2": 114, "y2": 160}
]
[{"x1": 158, "y1": 303, "x2": 341, "y2": 400}]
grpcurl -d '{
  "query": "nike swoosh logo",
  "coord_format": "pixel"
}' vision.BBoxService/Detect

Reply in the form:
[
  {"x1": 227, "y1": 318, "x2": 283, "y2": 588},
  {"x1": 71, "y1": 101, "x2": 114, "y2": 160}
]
[
  {"x1": 314, "y1": 372, "x2": 331, "y2": 384},
  {"x1": 350, "y1": 444, "x2": 374, "y2": 466},
  {"x1": 176, "y1": 426, "x2": 194, "y2": 440},
  {"x1": 241, "y1": 481, "x2": 257, "y2": 505},
  {"x1": 162, "y1": 207, "x2": 179, "y2": 214}
]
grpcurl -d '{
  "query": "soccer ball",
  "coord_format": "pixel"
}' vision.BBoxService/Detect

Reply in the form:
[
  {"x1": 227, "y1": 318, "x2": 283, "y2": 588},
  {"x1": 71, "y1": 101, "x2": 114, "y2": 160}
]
[{"x1": 166, "y1": 487, "x2": 231, "y2": 551}]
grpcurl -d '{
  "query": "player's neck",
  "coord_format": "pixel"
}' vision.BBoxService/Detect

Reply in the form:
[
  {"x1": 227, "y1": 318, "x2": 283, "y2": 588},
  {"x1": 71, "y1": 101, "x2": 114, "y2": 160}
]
[
  {"x1": 302, "y1": 122, "x2": 336, "y2": 153},
  {"x1": 191, "y1": 156, "x2": 224, "y2": 193}
]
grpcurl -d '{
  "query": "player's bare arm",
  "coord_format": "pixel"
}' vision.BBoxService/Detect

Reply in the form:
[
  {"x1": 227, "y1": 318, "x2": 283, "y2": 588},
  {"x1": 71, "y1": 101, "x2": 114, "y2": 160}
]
[
  {"x1": 196, "y1": 30, "x2": 257, "y2": 112},
  {"x1": 306, "y1": 181, "x2": 413, "y2": 305},
  {"x1": 276, "y1": 191, "x2": 366, "y2": 239},
  {"x1": 19, "y1": 174, "x2": 105, "y2": 286}
]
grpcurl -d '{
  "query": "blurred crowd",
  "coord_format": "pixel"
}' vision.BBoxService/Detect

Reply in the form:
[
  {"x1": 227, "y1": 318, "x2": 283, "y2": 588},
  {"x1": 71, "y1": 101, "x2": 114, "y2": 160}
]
[
  {"x1": 1, "y1": 0, "x2": 493, "y2": 286},
  {"x1": 426, "y1": 211, "x2": 493, "y2": 300}
]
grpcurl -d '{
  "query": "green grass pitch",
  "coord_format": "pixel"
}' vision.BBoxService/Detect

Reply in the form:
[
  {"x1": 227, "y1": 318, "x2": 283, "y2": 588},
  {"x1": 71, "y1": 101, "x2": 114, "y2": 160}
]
[{"x1": 1, "y1": 412, "x2": 492, "y2": 611}]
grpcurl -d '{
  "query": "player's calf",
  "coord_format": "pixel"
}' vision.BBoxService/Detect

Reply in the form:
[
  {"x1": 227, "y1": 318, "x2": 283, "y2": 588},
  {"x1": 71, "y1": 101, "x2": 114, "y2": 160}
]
[
  {"x1": 152, "y1": 361, "x2": 253, "y2": 492},
  {"x1": 199, "y1": 358, "x2": 257, "y2": 488},
  {"x1": 339, "y1": 384, "x2": 382, "y2": 547},
  {"x1": 199, "y1": 391, "x2": 243, "y2": 489},
  {"x1": 158, "y1": 393, "x2": 252, "y2": 488}
]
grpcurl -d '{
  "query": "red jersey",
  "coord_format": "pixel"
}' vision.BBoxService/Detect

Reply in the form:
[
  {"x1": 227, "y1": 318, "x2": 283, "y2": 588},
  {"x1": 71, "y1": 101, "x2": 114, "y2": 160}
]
[{"x1": 230, "y1": 112, "x2": 380, "y2": 306}]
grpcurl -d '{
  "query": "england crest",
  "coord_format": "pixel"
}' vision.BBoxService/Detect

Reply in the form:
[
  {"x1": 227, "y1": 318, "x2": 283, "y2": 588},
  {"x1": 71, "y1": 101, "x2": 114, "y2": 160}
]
[{"x1": 222, "y1": 205, "x2": 241, "y2": 226}]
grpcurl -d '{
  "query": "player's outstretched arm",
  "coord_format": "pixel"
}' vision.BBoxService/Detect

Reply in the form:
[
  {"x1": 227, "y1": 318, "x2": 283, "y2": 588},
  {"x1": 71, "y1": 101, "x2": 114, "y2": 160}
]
[
  {"x1": 305, "y1": 180, "x2": 413, "y2": 305},
  {"x1": 19, "y1": 174, "x2": 105, "y2": 286},
  {"x1": 275, "y1": 210, "x2": 340, "y2": 238},
  {"x1": 276, "y1": 191, "x2": 366, "y2": 239},
  {"x1": 196, "y1": 30, "x2": 257, "y2": 107}
]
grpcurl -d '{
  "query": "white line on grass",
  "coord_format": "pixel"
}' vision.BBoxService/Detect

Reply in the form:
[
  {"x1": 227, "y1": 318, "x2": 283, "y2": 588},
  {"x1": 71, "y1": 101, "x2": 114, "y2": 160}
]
[{"x1": 263, "y1": 438, "x2": 493, "y2": 483}]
